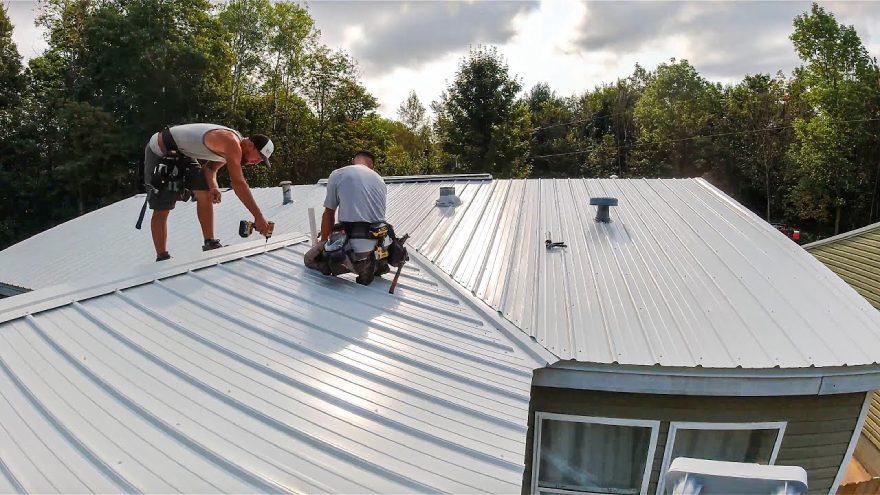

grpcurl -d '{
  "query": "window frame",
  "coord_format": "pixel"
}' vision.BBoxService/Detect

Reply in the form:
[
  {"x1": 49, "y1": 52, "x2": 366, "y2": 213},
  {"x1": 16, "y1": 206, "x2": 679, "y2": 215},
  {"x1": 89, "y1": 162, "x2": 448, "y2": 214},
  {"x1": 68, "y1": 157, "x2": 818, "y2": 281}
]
[
  {"x1": 531, "y1": 412, "x2": 661, "y2": 495},
  {"x1": 655, "y1": 421, "x2": 787, "y2": 495}
]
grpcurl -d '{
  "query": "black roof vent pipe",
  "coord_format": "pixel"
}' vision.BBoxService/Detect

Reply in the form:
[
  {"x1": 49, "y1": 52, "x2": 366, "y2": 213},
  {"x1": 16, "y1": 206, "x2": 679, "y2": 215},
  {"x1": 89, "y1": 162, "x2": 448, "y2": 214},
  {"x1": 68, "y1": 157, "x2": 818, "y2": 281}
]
[{"x1": 590, "y1": 197, "x2": 618, "y2": 223}]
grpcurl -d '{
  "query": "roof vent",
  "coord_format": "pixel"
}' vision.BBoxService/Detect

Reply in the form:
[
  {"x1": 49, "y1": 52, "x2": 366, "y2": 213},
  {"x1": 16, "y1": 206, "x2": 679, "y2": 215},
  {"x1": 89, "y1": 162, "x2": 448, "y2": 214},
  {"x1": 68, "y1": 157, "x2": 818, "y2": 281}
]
[
  {"x1": 280, "y1": 181, "x2": 293, "y2": 205},
  {"x1": 436, "y1": 186, "x2": 462, "y2": 207},
  {"x1": 590, "y1": 197, "x2": 618, "y2": 223}
]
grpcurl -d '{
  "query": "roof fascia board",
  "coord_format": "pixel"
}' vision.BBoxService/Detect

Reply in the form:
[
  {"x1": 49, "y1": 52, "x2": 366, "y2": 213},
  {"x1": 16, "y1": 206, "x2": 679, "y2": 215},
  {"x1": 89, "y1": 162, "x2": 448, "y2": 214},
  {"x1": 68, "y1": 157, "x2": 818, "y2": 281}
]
[
  {"x1": 407, "y1": 249, "x2": 556, "y2": 367},
  {"x1": 804, "y1": 221, "x2": 880, "y2": 250},
  {"x1": 539, "y1": 362, "x2": 880, "y2": 396},
  {"x1": 0, "y1": 233, "x2": 310, "y2": 324}
]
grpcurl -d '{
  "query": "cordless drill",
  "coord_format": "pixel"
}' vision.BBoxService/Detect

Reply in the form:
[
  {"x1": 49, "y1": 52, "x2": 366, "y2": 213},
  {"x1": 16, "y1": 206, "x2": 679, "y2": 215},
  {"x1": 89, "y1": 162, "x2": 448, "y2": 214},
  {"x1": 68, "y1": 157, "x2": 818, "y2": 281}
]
[{"x1": 239, "y1": 220, "x2": 275, "y2": 239}]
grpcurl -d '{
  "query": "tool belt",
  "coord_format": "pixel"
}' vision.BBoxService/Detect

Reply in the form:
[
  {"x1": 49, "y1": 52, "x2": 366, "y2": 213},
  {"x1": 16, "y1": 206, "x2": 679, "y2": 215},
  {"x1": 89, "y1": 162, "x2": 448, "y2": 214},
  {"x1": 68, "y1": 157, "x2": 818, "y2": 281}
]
[
  {"x1": 150, "y1": 127, "x2": 198, "y2": 195},
  {"x1": 339, "y1": 221, "x2": 409, "y2": 266}
]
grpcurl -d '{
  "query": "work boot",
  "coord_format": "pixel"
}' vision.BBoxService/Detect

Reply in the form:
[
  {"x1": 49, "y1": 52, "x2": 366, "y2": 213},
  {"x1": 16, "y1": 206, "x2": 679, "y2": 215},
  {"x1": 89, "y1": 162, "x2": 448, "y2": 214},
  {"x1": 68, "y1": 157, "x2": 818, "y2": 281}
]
[
  {"x1": 156, "y1": 252, "x2": 171, "y2": 262},
  {"x1": 202, "y1": 239, "x2": 223, "y2": 251}
]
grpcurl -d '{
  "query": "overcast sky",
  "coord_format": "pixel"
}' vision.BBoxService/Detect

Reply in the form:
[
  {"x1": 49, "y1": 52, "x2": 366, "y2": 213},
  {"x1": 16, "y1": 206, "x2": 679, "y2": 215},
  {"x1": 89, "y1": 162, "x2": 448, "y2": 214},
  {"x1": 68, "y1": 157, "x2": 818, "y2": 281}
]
[{"x1": 6, "y1": 0, "x2": 880, "y2": 118}]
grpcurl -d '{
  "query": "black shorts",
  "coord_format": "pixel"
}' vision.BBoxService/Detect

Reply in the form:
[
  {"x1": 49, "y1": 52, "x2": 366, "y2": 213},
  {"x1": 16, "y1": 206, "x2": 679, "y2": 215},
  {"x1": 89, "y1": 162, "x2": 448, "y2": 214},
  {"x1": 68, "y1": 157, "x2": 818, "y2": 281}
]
[{"x1": 143, "y1": 146, "x2": 209, "y2": 210}]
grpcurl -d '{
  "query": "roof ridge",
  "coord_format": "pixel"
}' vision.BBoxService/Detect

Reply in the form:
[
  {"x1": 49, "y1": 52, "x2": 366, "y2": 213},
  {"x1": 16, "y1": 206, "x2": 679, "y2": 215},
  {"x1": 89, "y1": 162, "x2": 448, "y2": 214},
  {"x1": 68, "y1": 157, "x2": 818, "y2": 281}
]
[
  {"x1": 804, "y1": 221, "x2": 880, "y2": 250},
  {"x1": 0, "y1": 233, "x2": 310, "y2": 324}
]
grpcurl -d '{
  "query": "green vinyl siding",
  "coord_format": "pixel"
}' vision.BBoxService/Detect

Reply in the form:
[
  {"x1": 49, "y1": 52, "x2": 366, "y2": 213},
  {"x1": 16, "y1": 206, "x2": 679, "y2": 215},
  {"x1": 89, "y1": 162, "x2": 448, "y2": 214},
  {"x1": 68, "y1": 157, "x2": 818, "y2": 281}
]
[
  {"x1": 807, "y1": 226, "x2": 880, "y2": 454},
  {"x1": 807, "y1": 228, "x2": 880, "y2": 310},
  {"x1": 524, "y1": 387, "x2": 865, "y2": 495}
]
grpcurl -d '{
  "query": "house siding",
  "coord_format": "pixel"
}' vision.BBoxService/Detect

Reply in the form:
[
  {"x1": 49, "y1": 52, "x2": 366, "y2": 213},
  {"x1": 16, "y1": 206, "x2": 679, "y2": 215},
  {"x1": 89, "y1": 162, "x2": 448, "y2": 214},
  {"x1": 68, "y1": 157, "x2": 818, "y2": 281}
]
[
  {"x1": 524, "y1": 387, "x2": 866, "y2": 495},
  {"x1": 807, "y1": 228, "x2": 880, "y2": 457}
]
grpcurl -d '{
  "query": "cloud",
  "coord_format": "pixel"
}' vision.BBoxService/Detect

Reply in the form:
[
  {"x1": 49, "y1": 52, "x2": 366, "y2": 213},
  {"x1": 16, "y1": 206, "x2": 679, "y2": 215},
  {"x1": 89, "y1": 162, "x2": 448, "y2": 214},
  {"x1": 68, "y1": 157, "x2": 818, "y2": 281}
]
[
  {"x1": 307, "y1": 1, "x2": 538, "y2": 75},
  {"x1": 573, "y1": 1, "x2": 880, "y2": 81},
  {"x1": 5, "y1": 1, "x2": 47, "y2": 60}
]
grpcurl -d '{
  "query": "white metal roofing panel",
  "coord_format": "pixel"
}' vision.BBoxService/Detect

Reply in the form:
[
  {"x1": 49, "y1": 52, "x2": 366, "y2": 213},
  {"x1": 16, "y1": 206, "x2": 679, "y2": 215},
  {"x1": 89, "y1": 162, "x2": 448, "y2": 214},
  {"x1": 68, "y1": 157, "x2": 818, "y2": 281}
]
[
  {"x1": 4, "y1": 178, "x2": 880, "y2": 370},
  {"x1": 382, "y1": 178, "x2": 880, "y2": 369},
  {"x1": 0, "y1": 185, "x2": 327, "y2": 290},
  {"x1": 0, "y1": 238, "x2": 540, "y2": 493}
]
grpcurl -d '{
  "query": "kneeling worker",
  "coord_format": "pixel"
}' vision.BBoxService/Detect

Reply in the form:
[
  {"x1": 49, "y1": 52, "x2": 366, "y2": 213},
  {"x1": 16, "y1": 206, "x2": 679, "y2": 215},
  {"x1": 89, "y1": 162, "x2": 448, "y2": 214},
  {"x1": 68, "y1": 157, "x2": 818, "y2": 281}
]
[
  {"x1": 142, "y1": 123, "x2": 274, "y2": 261},
  {"x1": 306, "y1": 151, "x2": 392, "y2": 283}
]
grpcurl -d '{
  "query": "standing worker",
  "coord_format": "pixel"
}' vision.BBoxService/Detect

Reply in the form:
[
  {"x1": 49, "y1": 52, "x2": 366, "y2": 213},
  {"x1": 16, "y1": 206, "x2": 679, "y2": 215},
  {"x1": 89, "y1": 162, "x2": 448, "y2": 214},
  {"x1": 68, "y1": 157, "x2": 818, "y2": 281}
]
[{"x1": 141, "y1": 123, "x2": 275, "y2": 261}]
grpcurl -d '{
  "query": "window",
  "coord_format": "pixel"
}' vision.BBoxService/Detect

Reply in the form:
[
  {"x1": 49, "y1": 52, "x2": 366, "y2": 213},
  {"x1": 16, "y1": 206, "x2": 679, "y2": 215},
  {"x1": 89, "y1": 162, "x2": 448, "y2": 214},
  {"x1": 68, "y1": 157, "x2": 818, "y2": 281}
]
[
  {"x1": 532, "y1": 413, "x2": 660, "y2": 495},
  {"x1": 655, "y1": 422, "x2": 786, "y2": 495}
]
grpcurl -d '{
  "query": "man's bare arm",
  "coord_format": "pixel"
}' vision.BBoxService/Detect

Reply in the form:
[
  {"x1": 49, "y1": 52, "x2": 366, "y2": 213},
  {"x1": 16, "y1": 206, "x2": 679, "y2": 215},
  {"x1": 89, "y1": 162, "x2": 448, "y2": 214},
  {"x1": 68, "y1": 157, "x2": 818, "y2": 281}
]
[
  {"x1": 320, "y1": 208, "x2": 335, "y2": 242},
  {"x1": 206, "y1": 131, "x2": 269, "y2": 233}
]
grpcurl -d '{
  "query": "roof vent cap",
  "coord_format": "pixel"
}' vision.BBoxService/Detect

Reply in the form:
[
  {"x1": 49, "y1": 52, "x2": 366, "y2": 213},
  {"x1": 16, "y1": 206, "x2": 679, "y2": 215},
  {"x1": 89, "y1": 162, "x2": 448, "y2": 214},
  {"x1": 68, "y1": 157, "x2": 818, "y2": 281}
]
[
  {"x1": 436, "y1": 186, "x2": 462, "y2": 207},
  {"x1": 280, "y1": 181, "x2": 293, "y2": 205},
  {"x1": 590, "y1": 197, "x2": 618, "y2": 223}
]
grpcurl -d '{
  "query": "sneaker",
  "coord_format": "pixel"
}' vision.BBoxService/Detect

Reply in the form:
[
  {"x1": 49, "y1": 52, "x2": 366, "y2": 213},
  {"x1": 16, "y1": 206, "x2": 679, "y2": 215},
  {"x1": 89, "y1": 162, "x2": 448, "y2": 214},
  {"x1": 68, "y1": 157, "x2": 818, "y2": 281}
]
[
  {"x1": 156, "y1": 252, "x2": 171, "y2": 262},
  {"x1": 202, "y1": 239, "x2": 224, "y2": 251}
]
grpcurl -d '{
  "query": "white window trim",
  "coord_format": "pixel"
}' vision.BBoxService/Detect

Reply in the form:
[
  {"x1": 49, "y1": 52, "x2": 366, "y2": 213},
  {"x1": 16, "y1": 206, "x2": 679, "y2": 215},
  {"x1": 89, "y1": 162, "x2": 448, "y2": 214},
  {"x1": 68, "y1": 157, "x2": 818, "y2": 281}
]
[
  {"x1": 532, "y1": 412, "x2": 661, "y2": 495},
  {"x1": 655, "y1": 421, "x2": 787, "y2": 495}
]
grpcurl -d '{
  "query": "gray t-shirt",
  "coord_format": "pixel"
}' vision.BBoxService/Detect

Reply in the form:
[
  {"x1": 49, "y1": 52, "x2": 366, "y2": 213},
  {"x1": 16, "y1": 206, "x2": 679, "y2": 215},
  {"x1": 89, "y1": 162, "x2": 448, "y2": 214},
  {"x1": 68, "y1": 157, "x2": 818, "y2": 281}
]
[{"x1": 324, "y1": 165, "x2": 386, "y2": 222}]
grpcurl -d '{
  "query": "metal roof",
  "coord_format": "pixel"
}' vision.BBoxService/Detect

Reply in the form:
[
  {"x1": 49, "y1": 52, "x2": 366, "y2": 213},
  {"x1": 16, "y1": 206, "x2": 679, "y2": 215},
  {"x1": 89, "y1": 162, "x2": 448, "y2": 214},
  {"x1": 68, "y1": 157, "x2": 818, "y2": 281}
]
[
  {"x1": 384, "y1": 178, "x2": 880, "y2": 369},
  {"x1": 0, "y1": 185, "x2": 327, "y2": 290},
  {"x1": 4, "y1": 178, "x2": 880, "y2": 371},
  {"x1": 0, "y1": 235, "x2": 543, "y2": 493}
]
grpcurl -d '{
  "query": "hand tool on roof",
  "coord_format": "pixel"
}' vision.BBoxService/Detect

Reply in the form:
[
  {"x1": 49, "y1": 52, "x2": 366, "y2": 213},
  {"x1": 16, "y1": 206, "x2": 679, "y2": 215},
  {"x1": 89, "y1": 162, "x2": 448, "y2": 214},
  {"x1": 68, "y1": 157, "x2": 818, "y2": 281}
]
[
  {"x1": 388, "y1": 233, "x2": 410, "y2": 295},
  {"x1": 545, "y1": 231, "x2": 567, "y2": 249},
  {"x1": 239, "y1": 220, "x2": 275, "y2": 251}
]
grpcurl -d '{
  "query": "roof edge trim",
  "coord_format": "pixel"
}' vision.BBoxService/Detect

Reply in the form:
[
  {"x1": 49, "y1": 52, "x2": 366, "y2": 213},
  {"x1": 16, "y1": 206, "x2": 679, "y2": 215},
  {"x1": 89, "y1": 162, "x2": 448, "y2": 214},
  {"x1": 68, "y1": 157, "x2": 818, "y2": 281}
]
[
  {"x1": 804, "y1": 221, "x2": 880, "y2": 250},
  {"x1": 407, "y1": 249, "x2": 556, "y2": 367},
  {"x1": 317, "y1": 173, "x2": 493, "y2": 185},
  {"x1": 0, "y1": 233, "x2": 310, "y2": 324},
  {"x1": 538, "y1": 362, "x2": 880, "y2": 396}
]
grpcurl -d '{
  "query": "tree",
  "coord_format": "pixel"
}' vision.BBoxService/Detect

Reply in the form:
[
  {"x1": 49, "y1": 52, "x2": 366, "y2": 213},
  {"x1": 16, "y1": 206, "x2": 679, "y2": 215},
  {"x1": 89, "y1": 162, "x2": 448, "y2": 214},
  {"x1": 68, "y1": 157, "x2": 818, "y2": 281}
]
[
  {"x1": 631, "y1": 59, "x2": 720, "y2": 178},
  {"x1": 433, "y1": 46, "x2": 530, "y2": 177},
  {"x1": 218, "y1": 0, "x2": 271, "y2": 115},
  {"x1": 787, "y1": 3, "x2": 880, "y2": 233},
  {"x1": 397, "y1": 91, "x2": 427, "y2": 132},
  {"x1": 722, "y1": 73, "x2": 791, "y2": 220},
  {"x1": 0, "y1": 4, "x2": 24, "y2": 113}
]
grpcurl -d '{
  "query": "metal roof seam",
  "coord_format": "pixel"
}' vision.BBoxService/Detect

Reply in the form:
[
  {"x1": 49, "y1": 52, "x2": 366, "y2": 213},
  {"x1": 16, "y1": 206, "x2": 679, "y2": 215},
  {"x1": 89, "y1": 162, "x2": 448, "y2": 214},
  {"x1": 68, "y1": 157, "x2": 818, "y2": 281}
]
[
  {"x1": 206, "y1": 264, "x2": 533, "y2": 382},
  {"x1": 71, "y1": 297, "x2": 440, "y2": 493},
  {"x1": 179, "y1": 272, "x2": 532, "y2": 403},
  {"x1": 237, "y1": 256, "x2": 510, "y2": 353},
  {"x1": 26, "y1": 314, "x2": 290, "y2": 493},
  {"x1": 0, "y1": 327, "x2": 145, "y2": 494},
  {"x1": 672, "y1": 180, "x2": 853, "y2": 365},
  {"x1": 60, "y1": 303, "x2": 341, "y2": 493},
  {"x1": 606, "y1": 179, "x2": 700, "y2": 366},
  {"x1": 147, "y1": 279, "x2": 528, "y2": 432},
  {"x1": 94, "y1": 294, "x2": 524, "y2": 485},
  {"x1": 641, "y1": 180, "x2": 774, "y2": 366},
  {"x1": 407, "y1": 248, "x2": 556, "y2": 367}
]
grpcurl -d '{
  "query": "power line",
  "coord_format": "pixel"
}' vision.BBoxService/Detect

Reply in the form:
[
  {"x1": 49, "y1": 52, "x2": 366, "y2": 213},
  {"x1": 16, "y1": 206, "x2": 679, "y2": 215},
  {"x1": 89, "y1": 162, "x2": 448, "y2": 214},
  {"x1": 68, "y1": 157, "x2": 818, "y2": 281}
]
[
  {"x1": 528, "y1": 116, "x2": 880, "y2": 160},
  {"x1": 531, "y1": 110, "x2": 634, "y2": 133}
]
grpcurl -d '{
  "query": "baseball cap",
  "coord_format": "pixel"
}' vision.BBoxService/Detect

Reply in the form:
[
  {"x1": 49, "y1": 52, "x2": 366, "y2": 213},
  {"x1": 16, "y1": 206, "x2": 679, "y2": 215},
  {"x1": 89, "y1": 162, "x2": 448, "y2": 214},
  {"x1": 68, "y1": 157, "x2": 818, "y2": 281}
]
[{"x1": 250, "y1": 134, "x2": 274, "y2": 166}]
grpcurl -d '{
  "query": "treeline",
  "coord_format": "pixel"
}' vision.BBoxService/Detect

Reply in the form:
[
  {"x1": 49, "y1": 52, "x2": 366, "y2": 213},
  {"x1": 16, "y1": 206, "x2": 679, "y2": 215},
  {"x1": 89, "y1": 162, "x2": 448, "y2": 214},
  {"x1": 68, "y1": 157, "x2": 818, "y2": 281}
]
[{"x1": 0, "y1": 1, "x2": 877, "y2": 249}]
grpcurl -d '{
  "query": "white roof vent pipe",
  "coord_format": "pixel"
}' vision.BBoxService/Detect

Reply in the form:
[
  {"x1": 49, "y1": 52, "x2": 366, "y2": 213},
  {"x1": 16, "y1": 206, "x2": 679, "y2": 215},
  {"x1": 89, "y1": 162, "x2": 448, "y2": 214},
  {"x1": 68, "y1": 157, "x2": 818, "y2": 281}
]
[
  {"x1": 436, "y1": 186, "x2": 462, "y2": 207},
  {"x1": 590, "y1": 197, "x2": 618, "y2": 223},
  {"x1": 280, "y1": 181, "x2": 293, "y2": 205}
]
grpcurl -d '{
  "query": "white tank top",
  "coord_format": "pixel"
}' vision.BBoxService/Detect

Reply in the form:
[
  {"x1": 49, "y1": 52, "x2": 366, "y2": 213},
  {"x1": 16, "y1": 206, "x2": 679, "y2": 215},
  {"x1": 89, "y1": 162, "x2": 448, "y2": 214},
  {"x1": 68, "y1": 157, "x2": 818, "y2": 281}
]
[{"x1": 166, "y1": 123, "x2": 242, "y2": 162}]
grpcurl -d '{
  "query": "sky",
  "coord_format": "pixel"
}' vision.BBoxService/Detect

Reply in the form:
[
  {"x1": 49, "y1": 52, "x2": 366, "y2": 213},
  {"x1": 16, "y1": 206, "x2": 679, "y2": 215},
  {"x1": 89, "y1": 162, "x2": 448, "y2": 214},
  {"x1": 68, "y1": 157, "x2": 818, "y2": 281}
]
[{"x1": 6, "y1": 0, "x2": 880, "y2": 118}]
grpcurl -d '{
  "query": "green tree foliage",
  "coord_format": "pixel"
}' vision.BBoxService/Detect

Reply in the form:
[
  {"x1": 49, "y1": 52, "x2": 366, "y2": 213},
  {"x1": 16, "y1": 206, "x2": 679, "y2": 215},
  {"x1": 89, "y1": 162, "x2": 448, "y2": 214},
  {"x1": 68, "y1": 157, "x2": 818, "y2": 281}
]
[
  {"x1": 631, "y1": 59, "x2": 722, "y2": 178},
  {"x1": 720, "y1": 74, "x2": 792, "y2": 220},
  {"x1": 787, "y1": 3, "x2": 880, "y2": 233},
  {"x1": 433, "y1": 46, "x2": 531, "y2": 177}
]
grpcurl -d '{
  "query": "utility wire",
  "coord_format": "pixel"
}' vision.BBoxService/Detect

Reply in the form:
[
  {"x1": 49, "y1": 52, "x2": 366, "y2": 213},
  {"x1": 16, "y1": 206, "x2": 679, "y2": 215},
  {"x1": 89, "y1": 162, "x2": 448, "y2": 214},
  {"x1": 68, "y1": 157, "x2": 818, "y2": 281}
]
[
  {"x1": 529, "y1": 116, "x2": 880, "y2": 160},
  {"x1": 531, "y1": 110, "x2": 634, "y2": 133}
]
